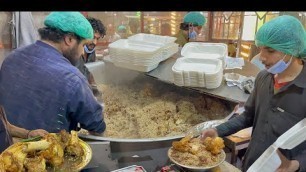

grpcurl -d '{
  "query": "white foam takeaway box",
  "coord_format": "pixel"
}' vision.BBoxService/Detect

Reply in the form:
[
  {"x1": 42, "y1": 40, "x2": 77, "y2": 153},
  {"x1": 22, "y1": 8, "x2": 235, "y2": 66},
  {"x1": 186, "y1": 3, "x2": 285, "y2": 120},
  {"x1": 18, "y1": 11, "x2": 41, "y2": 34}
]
[
  {"x1": 247, "y1": 118, "x2": 306, "y2": 172},
  {"x1": 172, "y1": 58, "x2": 223, "y2": 89},
  {"x1": 128, "y1": 33, "x2": 179, "y2": 61},
  {"x1": 109, "y1": 38, "x2": 178, "y2": 72},
  {"x1": 180, "y1": 42, "x2": 228, "y2": 67},
  {"x1": 128, "y1": 33, "x2": 176, "y2": 46},
  {"x1": 108, "y1": 39, "x2": 163, "y2": 72}
]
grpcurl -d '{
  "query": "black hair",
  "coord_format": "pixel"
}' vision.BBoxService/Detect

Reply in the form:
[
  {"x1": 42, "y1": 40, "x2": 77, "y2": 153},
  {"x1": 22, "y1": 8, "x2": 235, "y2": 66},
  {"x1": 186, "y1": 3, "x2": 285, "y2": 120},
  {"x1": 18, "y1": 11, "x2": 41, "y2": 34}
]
[
  {"x1": 180, "y1": 22, "x2": 200, "y2": 31},
  {"x1": 86, "y1": 17, "x2": 106, "y2": 36},
  {"x1": 180, "y1": 23, "x2": 189, "y2": 31},
  {"x1": 38, "y1": 27, "x2": 82, "y2": 43}
]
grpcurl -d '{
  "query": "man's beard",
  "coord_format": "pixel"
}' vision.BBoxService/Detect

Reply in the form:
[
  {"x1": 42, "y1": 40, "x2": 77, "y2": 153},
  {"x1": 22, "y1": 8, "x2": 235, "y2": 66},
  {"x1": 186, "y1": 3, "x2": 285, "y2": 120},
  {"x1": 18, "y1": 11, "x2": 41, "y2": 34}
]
[
  {"x1": 86, "y1": 43, "x2": 96, "y2": 51},
  {"x1": 63, "y1": 44, "x2": 80, "y2": 66}
]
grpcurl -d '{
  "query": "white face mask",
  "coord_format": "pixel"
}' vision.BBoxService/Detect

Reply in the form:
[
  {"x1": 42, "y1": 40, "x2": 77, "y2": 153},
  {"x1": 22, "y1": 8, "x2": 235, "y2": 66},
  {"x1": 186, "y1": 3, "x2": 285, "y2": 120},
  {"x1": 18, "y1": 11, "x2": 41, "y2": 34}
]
[
  {"x1": 188, "y1": 23, "x2": 197, "y2": 40},
  {"x1": 84, "y1": 44, "x2": 95, "y2": 54},
  {"x1": 266, "y1": 54, "x2": 293, "y2": 74}
]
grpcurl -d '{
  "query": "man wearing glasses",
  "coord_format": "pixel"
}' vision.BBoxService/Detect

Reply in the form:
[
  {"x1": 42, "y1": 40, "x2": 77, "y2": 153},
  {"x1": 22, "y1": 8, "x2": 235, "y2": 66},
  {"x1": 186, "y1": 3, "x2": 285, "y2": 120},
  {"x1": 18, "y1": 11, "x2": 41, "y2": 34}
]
[{"x1": 75, "y1": 17, "x2": 106, "y2": 96}]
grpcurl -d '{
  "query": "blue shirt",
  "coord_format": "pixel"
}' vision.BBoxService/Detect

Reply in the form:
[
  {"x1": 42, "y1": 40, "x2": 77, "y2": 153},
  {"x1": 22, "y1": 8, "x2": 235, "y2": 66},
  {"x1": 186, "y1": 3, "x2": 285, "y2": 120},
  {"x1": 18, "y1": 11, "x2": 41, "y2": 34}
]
[{"x1": 0, "y1": 40, "x2": 106, "y2": 133}]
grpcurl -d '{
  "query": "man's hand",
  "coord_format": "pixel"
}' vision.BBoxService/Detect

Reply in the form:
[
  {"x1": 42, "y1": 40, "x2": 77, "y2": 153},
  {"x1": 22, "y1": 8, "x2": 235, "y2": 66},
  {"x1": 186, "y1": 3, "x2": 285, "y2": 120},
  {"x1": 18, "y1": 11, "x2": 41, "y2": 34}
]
[
  {"x1": 28, "y1": 129, "x2": 49, "y2": 138},
  {"x1": 276, "y1": 149, "x2": 300, "y2": 172},
  {"x1": 88, "y1": 131, "x2": 104, "y2": 136},
  {"x1": 200, "y1": 128, "x2": 218, "y2": 140},
  {"x1": 91, "y1": 84, "x2": 102, "y2": 97}
]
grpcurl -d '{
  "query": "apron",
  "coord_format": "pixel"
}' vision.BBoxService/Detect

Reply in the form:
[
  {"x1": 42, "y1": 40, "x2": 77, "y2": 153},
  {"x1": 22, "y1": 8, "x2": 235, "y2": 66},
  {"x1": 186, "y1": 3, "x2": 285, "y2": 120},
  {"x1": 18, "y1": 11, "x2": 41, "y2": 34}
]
[{"x1": 0, "y1": 106, "x2": 13, "y2": 153}]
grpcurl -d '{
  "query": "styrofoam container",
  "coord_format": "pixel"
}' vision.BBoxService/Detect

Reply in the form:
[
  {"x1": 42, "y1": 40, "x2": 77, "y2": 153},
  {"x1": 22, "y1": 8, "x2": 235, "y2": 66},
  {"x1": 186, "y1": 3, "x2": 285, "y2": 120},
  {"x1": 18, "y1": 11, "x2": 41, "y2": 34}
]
[
  {"x1": 172, "y1": 58, "x2": 223, "y2": 88},
  {"x1": 109, "y1": 38, "x2": 176, "y2": 73},
  {"x1": 247, "y1": 118, "x2": 306, "y2": 172},
  {"x1": 173, "y1": 58, "x2": 222, "y2": 73},
  {"x1": 247, "y1": 146, "x2": 281, "y2": 172},
  {"x1": 274, "y1": 118, "x2": 306, "y2": 149},
  {"x1": 181, "y1": 42, "x2": 228, "y2": 67},
  {"x1": 113, "y1": 61, "x2": 159, "y2": 72},
  {"x1": 128, "y1": 33, "x2": 177, "y2": 46},
  {"x1": 161, "y1": 43, "x2": 179, "y2": 61},
  {"x1": 109, "y1": 39, "x2": 161, "y2": 54}
]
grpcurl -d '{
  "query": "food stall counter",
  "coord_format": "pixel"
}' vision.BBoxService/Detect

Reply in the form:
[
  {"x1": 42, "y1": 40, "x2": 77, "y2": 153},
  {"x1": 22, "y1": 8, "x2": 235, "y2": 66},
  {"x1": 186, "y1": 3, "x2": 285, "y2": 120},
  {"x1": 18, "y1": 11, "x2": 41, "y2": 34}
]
[{"x1": 83, "y1": 141, "x2": 242, "y2": 172}]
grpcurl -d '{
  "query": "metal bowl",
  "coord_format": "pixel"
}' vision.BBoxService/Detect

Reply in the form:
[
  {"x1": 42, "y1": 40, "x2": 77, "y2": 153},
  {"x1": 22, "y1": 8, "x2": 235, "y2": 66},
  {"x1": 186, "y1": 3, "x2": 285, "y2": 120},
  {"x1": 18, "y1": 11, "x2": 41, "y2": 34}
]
[
  {"x1": 73, "y1": 139, "x2": 92, "y2": 171},
  {"x1": 168, "y1": 147, "x2": 226, "y2": 172}
]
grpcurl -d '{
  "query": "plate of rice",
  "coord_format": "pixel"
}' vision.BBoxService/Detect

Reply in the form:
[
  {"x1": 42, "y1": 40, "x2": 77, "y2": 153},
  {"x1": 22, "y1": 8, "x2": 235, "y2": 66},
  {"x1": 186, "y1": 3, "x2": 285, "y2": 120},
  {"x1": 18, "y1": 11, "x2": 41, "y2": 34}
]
[{"x1": 168, "y1": 136, "x2": 226, "y2": 171}]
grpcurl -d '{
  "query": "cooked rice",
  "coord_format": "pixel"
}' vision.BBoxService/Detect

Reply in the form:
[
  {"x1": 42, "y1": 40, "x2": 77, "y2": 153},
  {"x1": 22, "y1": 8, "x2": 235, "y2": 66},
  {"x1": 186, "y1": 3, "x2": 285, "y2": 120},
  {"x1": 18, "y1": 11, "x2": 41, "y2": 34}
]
[{"x1": 84, "y1": 76, "x2": 232, "y2": 139}]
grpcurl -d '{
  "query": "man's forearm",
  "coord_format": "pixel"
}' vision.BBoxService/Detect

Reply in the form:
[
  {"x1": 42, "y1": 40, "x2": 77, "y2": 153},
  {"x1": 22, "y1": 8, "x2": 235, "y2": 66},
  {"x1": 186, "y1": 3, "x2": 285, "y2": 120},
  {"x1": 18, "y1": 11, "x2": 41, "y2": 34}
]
[
  {"x1": 294, "y1": 149, "x2": 306, "y2": 172},
  {"x1": 8, "y1": 122, "x2": 29, "y2": 138},
  {"x1": 216, "y1": 113, "x2": 252, "y2": 137},
  {"x1": 88, "y1": 73, "x2": 96, "y2": 85}
]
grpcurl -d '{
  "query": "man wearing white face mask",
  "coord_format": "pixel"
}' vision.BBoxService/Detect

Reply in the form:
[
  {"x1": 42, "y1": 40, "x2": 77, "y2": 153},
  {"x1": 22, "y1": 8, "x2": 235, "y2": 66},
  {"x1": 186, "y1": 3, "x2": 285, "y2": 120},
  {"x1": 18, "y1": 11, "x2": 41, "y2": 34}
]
[
  {"x1": 175, "y1": 12, "x2": 206, "y2": 47},
  {"x1": 200, "y1": 15, "x2": 306, "y2": 172},
  {"x1": 75, "y1": 17, "x2": 106, "y2": 96}
]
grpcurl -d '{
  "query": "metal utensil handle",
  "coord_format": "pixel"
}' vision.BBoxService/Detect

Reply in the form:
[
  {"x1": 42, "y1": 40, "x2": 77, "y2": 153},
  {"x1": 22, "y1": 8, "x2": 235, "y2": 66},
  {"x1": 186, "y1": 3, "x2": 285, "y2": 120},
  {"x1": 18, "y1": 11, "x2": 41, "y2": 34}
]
[
  {"x1": 186, "y1": 109, "x2": 236, "y2": 137},
  {"x1": 224, "y1": 109, "x2": 237, "y2": 121}
]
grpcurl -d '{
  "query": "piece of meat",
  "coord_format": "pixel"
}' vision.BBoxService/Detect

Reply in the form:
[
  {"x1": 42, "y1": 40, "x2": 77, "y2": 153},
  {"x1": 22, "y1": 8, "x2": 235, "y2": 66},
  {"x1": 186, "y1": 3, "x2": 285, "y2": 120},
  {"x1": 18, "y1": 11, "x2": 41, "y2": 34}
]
[
  {"x1": 24, "y1": 156, "x2": 47, "y2": 172},
  {"x1": 65, "y1": 130, "x2": 84, "y2": 157},
  {"x1": 59, "y1": 130, "x2": 71, "y2": 148},
  {"x1": 203, "y1": 137, "x2": 225, "y2": 155},
  {"x1": 39, "y1": 134, "x2": 64, "y2": 166},
  {"x1": 0, "y1": 140, "x2": 50, "y2": 172}
]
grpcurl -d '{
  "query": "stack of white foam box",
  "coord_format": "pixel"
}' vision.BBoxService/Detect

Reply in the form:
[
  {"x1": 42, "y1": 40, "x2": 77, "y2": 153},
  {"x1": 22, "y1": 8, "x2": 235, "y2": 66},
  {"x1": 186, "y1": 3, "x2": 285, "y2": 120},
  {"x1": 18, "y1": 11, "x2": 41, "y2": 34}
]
[
  {"x1": 180, "y1": 42, "x2": 228, "y2": 67},
  {"x1": 108, "y1": 33, "x2": 178, "y2": 72},
  {"x1": 172, "y1": 42, "x2": 227, "y2": 89}
]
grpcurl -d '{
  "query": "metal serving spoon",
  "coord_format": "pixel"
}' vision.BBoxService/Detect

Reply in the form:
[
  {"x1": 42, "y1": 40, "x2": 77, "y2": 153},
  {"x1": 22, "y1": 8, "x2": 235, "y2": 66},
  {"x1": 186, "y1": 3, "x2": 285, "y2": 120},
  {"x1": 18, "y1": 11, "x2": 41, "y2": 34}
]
[{"x1": 185, "y1": 109, "x2": 237, "y2": 138}]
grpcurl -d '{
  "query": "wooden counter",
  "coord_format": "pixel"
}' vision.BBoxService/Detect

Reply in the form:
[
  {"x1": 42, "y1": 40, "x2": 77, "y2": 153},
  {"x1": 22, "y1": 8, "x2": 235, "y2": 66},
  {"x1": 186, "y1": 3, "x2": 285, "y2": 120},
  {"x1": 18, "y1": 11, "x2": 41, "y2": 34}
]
[{"x1": 213, "y1": 161, "x2": 242, "y2": 172}]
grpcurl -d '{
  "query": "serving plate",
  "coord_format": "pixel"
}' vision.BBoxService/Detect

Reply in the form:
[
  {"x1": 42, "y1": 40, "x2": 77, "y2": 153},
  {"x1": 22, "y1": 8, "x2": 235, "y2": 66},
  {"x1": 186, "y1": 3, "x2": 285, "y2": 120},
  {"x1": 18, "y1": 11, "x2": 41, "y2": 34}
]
[
  {"x1": 1, "y1": 134, "x2": 92, "y2": 172},
  {"x1": 168, "y1": 147, "x2": 226, "y2": 172}
]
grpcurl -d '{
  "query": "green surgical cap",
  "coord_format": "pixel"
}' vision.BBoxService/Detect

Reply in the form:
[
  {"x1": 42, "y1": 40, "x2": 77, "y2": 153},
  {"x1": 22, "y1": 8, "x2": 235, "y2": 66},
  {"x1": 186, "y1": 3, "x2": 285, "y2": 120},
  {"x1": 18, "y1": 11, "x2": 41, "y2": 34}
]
[
  {"x1": 118, "y1": 25, "x2": 126, "y2": 31},
  {"x1": 183, "y1": 12, "x2": 206, "y2": 26},
  {"x1": 44, "y1": 12, "x2": 94, "y2": 40},
  {"x1": 255, "y1": 15, "x2": 306, "y2": 58}
]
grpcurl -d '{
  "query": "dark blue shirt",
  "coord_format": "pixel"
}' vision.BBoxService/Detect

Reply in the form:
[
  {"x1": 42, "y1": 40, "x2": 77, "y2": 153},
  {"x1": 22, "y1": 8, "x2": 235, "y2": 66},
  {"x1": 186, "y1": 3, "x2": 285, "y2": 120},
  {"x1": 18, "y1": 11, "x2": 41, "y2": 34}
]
[
  {"x1": 0, "y1": 40, "x2": 106, "y2": 133},
  {"x1": 0, "y1": 106, "x2": 13, "y2": 153}
]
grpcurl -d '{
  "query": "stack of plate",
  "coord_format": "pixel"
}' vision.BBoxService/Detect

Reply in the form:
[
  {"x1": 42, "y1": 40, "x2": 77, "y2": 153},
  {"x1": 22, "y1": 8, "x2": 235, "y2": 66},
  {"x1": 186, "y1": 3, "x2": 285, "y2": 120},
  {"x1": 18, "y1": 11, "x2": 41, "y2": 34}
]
[
  {"x1": 172, "y1": 58, "x2": 223, "y2": 89},
  {"x1": 108, "y1": 34, "x2": 178, "y2": 72}
]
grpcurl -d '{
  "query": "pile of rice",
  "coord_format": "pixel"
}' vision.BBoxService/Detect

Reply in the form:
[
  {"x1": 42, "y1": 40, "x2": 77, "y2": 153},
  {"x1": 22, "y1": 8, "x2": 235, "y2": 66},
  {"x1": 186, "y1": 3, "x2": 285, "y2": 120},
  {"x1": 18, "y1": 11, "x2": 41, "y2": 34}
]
[{"x1": 94, "y1": 77, "x2": 232, "y2": 139}]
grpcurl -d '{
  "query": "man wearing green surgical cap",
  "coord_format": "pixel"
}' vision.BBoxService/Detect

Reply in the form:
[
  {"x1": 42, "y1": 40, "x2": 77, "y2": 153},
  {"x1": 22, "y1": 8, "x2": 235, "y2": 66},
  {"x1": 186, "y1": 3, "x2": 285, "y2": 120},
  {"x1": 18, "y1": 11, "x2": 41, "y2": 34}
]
[
  {"x1": 0, "y1": 12, "x2": 106, "y2": 136},
  {"x1": 175, "y1": 12, "x2": 206, "y2": 47},
  {"x1": 200, "y1": 15, "x2": 306, "y2": 172},
  {"x1": 117, "y1": 25, "x2": 127, "y2": 39}
]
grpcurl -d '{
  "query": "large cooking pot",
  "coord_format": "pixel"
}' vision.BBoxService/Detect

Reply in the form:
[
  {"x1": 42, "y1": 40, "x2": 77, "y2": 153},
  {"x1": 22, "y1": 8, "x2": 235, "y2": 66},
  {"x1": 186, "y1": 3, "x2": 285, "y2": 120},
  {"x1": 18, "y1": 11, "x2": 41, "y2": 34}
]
[
  {"x1": 83, "y1": 61, "x2": 235, "y2": 171},
  {"x1": 83, "y1": 61, "x2": 232, "y2": 144},
  {"x1": 79, "y1": 120, "x2": 227, "y2": 172}
]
